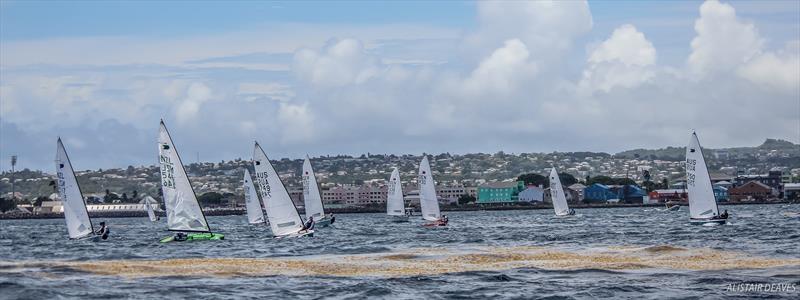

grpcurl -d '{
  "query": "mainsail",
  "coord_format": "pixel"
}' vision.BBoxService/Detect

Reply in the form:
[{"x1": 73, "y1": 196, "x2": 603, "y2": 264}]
[
  {"x1": 549, "y1": 167, "x2": 571, "y2": 216},
  {"x1": 55, "y1": 138, "x2": 94, "y2": 239},
  {"x1": 158, "y1": 121, "x2": 210, "y2": 232},
  {"x1": 387, "y1": 167, "x2": 405, "y2": 216},
  {"x1": 686, "y1": 131, "x2": 720, "y2": 219},
  {"x1": 253, "y1": 142, "x2": 305, "y2": 236},
  {"x1": 302, "y1": 156, "x2": 326, "y2": 220},
  {"x1": 418, "y1": 156, "x2": 441, "y2": 221},
  {"x1": 243, "y1": 168, "x2": 266, "y2": 224},
  {"x1": 144, "y1": 196, "x2": 158, "y2": 222}
]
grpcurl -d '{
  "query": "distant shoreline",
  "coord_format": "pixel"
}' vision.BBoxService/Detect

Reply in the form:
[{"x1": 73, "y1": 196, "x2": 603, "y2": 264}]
[{"x1": 0, "y1": 200, "x2": 793, "y2": 220}]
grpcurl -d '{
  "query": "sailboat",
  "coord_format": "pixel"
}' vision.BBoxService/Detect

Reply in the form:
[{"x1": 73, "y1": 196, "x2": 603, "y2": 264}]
[
  {"x1": 686, "y1": 131, "x2": 728, "y2": 225},
  {"x1": 55, "y1": 138, "x2": 104, "y2": 241},
  {"x1": 387, "y1": 167, "x2": 409, "y2": 222},
  {"x1": 549, "y1": 167, "x2": 575, "y2": 216},
  {"x1": 143, "y1": 196, "x2": 160, "y2": 222},
  {"x1": 253, "y1": 142, "x2": 313, "y2": 238},
  {"x1": 302, "y1": 156, "x2": 334, "y2": 227},
  {"x1": 419, "y1": 156, "x2": 447, "y2": 227},
  {"x1": 157, "y1": 121, "x2": 224, "y2": 242},
  {"x1": 243, "y1": 169, "x2": 267, "y2": 225}
]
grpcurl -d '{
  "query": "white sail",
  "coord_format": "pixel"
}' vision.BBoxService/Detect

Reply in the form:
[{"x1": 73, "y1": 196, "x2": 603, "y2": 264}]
[
  {"x1": 55, "y1": 138, "x2": 94, "y2": 239},
  {"x1": 387, "y1": 167, "x2": 405, "y2": 216},
  {"x1": 158, "y1": 121, "x2": 210, "y2": 232},
  {"x1": 418, "y1": 156, "x2": 441, "y2": 221},
  {"x1": 243, "y1": 168, "x2": 266, "y2": 224},
  {"x1": 686, "y1": 131, "x2": 720, "y2": 219},
  {"x1": 144, "y1": 196, "x2": 158, "y2": 222},
  {"x1": 549, "y1": 167, "x2": 571, "y2": 216},
  {"x1": 253, "y1": 142, "x2": 305, "y2": 236},
  {"x1": 302, "y1": 156, "x2": 326, "y2": 220}
]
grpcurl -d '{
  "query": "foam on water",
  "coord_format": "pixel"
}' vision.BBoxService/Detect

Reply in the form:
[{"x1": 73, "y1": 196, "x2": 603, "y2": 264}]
[{"x1": 9, "y1": 245, "x2": 798, "y2": 278}]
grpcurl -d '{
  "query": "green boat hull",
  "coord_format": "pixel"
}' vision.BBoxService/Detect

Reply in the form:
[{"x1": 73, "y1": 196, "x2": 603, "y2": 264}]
[{"x1": 159, "y1": 232, "x2": 225, "y2": 243}]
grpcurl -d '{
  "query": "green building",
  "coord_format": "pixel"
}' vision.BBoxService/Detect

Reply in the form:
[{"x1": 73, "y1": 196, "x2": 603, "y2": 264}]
[{"x1": 477, "y1": 181, "x2": 526, "y2": 203}]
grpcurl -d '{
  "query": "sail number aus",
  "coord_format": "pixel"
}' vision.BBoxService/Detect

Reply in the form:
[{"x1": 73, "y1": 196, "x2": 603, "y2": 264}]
[
  {"x1": 255, "y1": 172, "x2": 272, "y2": 198},
  {"x1": 686, "y1": 158, "x2": 697, "y2": 187}
]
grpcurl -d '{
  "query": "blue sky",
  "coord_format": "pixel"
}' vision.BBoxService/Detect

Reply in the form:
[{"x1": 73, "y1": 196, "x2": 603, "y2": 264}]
[{"x1": 1, "y1": 0, "x2": 799, "y2": 171}]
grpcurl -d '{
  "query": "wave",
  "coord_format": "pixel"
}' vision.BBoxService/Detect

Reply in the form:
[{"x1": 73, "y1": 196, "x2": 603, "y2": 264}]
[{"x1": 6, "y1": 245, "x2": 799, "y2": 279}]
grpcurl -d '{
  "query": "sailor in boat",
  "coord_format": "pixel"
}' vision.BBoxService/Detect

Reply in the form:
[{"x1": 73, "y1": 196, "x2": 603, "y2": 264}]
[
  {"x1": 712, "y1": 209, "x2": 729, "y2": 220},
  {"x1": 329, "y1": 213, "x2": 336, "y2": 225},
  {"x1": 173, "y1": 232, "x2": 188, "y2": 242},
  {"x1": 302, "y1": 216, "x2": 316, "y2": 232},
  {"x1": 95, "y1": 222, "x2": 110, "y2": 240},
  {"x1": 436, "y1": 215, "x2": 449, "y2": 226}
]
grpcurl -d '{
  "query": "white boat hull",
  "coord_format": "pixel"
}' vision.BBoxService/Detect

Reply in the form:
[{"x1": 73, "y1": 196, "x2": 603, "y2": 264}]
[
  {"x1": 274, "y1": 230, "x2": 314, "y2": 239},
  {"x1": 690, "y1": 217, "x2": 727, "y2": 225}
]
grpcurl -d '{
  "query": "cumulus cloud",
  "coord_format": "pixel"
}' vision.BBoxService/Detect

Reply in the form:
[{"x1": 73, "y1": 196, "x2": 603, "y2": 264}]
[
  {"x1": 462, "y1": 39, "x2": 538, "y2": 96},
  {"x1": 1, "y1": 0, "x2": 798, "y2": 171},
  {"x1": 467, "y1": 0, "x2": 592, "y2": 66},
  {"x1": 293, "y1": 39, "x2": 380, "y2": 87},
  {"x1": 276, "y1": 102, "x2": 315, "y2": 144},
  {"x1": 737, "y1": 42, "x2": 800, "y2": 92},
  {"x1": 688, "y1": 0, "x2": 763, "y2": 77},
  {"x1": 581, "y1": 24, "x2": 657, "y2": 93},
  {"x1": 175, "y1": 83, "x2": 212, "y2": 124}
]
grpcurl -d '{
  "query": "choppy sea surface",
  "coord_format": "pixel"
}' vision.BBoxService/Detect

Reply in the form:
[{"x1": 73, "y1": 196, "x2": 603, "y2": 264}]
[{"x1": 1, "y1": 204, "x2": 799, "y2": 299}]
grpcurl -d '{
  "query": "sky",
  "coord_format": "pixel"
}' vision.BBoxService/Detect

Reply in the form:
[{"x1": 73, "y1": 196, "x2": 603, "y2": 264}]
[{"x1": 1, "y1": 0, "x2": 799, "y2": 172}]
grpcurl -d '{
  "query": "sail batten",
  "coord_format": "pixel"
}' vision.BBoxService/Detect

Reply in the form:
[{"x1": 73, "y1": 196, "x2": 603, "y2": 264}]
[
  {"x1": 158, "y1": 121, "x2": 210, "y2": 232},
  {"x1": 302, "y1": 157, "x2": 325, "y2": 220},
  {"x1": 686, "y1": 132, "x2": 720, "y2": 219},
  {"x1": 387, "y1": 168, "x2": 405, "y2": 216},
  {"x1": 243, "y1": 169, "x2": 266, "y2": 224},
  {"x1": 56, "y1": 139, "x2": 94, "y2": 239},
  {"x1": 549, "y1": 167, "x2": 571, "y2": 216},
  {"x1": 253, "y1": 143, "x2": 305, "y2": 237},
  {"x1": 418, "y1": 156, "x2": 441, "y2": 221}
]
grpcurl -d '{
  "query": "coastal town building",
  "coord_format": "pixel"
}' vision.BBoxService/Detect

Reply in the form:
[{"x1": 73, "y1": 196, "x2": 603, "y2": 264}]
[
  {"x1": 477, "y1": 181, "x2": 525, "y2": 203},
  {"x1": 518, "y1": 186, "x2": 544, "y2": 202},
  {"x1": 728, "y1": 181, "x2": 773, "y2": 201}
]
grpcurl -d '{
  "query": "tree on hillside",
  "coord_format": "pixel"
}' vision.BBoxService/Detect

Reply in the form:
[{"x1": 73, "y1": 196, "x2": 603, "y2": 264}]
[
  {"x1": 198, "y1": 192, "x2": 224, "y2": 206},
  {"x1": 457, "y1": 194, "x2": 476, "y2": 205},
  {"x1": 517, "y1": 173, "x2": 548, "y2": 186},
  {"x1": 558, "y1": 173, "x2": 578, "y2": 186},
  {"x1": 586, "y1": 176, "x2": 638, "y2": 186},
  {"x1": 0, "y1": 197, "x2": 16, "y2": 213}
]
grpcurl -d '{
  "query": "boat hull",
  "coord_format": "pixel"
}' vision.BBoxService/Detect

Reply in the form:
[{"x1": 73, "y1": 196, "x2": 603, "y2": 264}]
[
  {"x1": 274, "y1": 230, "x2": 314, "y2": 239},
  {"x1": 315, "y1": 217, "x2": 332, "y2": 228},
  {"x1": 159, "y1": 232, "x2": 225, "y2": 243},
  {"x1": 689, "y1": 218, "x2": 727, "y2": 225},
  {"x1": 667, "y1": 205, "x2": 680, "y2": 211}
]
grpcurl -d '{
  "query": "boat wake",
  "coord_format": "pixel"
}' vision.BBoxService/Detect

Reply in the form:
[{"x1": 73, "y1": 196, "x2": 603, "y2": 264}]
[{"x1": 4, "y1": 245, "x2": 799, "y2": 278}]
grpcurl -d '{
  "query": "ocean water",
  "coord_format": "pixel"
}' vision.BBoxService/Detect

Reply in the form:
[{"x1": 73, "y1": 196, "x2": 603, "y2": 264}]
[{"x1": 1, "y1": 204, "x2": 799, "y2": 299}]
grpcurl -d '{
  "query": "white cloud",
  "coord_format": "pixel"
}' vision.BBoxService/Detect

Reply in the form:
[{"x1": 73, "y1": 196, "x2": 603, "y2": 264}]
[
  {"x1": 293, "y1": 39, "x2": 381, "y2": 87},
  {"x1": 467, "y1": 0, "x2": 592, "y2": 65},
  {"x1": 462, "y1": 39, "x2": 537, "y2": 96},
  {"x1": 688, "y1": 0, "x2": 763, "y2": 77},
  {"x1": 176, "y1": 83, "x2": 212, "y2": 124},
  {"x1": 581, "y1": 24, "x2": 657, "y2": 93},
  {"x1": 277, "y1": 102, "x2": 314, "y2": 144},
  {"x1": 737, "y1": 42, "x2": 800, "y2": 92}
]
